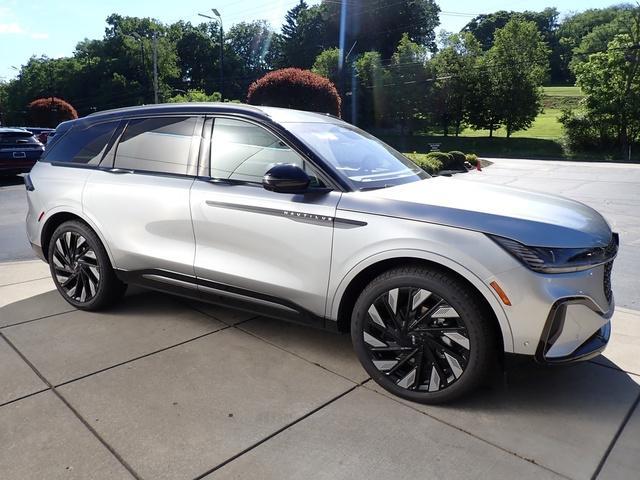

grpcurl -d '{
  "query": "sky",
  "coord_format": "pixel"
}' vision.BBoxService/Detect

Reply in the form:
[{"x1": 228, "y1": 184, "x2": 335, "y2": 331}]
[{"x1": 0, "y1": 0, "x2": 624, "y2": 82}]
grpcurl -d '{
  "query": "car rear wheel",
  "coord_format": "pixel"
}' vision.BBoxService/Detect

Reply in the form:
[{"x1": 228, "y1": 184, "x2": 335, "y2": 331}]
[
  {"x1": 351, "y1": 266, "x2": 496, "y2": 404},
  {"x1": 48, "y1": 220, "x2": 126, "y2": 310}
]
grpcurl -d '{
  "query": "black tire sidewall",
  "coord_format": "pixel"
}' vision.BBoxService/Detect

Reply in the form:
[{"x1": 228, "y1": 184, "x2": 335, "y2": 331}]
[{"x1": 351, "y1": 269, "x2": 493, "y2": 404}]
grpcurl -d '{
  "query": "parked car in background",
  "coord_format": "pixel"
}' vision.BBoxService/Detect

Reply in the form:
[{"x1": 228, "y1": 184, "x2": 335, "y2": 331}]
[
  {"x1": 0, "y1": 128, "x2": 45, "y2": 175},
  {"x1": 25, "y1": 103, "x2": 617, "y2": 403},
  {"x1": 23, "y1": 127, "x2": 55, "y2": 144}
]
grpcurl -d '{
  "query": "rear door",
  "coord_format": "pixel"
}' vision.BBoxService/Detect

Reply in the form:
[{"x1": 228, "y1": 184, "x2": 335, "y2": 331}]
[
  {"x1": 190, "y1": 116, "x2": 341, "y2": 322},
  {"x1": 83, "y1": 116, "x2": 202, "y2": 281}
]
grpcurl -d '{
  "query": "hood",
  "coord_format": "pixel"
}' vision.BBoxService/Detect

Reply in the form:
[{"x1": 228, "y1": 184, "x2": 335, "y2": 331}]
[{"x1": 338, "y1": 177, "x2": 612, "y2": 248}]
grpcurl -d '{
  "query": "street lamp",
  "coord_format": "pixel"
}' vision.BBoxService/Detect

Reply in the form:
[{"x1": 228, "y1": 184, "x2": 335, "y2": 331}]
[{"x1": 198, "y1": 8, "x2": 224, "y2": 100}]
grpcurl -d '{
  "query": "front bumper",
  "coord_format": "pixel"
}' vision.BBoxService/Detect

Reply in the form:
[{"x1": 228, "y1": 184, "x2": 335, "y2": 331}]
[
  {"x1": 535, "y1": 297, "x2": 612, "y2": 364},
  {"x1": 30, "y1": 241, "x2": 46, "y2": 262}
]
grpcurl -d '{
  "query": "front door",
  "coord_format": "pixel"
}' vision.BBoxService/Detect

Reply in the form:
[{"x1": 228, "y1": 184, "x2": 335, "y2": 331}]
[{"x1": 190, "y1": 117, "x2": 340, "y2": 322}]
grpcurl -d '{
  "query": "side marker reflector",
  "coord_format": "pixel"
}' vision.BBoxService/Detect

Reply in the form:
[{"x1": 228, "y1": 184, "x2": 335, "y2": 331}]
[{"x1": 490, "y1": 281, "x2": 511, "y2": 306}]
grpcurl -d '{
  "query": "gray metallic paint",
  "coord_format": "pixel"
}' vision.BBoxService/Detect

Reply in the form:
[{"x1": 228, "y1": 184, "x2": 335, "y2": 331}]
[{"x1": 26, "y1": 103, "x2": 616, "y2": 361}]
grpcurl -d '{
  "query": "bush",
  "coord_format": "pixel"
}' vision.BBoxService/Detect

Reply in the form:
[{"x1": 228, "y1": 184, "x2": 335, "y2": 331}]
[
  {"x1": 405, "y1": 152, "x2": 442, "y2": 174},
  {"x1": 464, "y1": 153, "x2": 478, "y2": 166},
  {"x1": 168, "y1": 89, "x2": 221, "y2": 103},
  {"x1": 559, "y1": 108, "x2": 614, "y2": 151},
  {"x1": 447, "y1": 150, "x2": 468, "y2": 171},
  {"x1": 247, "y1": 68, "x2": 341, "y2": 116},
  {"x1": 27, "y1": 97, "x2": 78, "y2": 127}
]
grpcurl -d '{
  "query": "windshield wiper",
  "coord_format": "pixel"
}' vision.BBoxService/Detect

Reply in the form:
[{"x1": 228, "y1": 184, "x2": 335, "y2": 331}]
[{"x1": 359, "y1": 184, "x2": 394, "y2": 191}]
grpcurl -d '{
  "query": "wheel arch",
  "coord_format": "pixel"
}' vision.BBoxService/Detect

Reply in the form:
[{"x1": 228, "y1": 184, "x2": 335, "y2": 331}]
[
  {"x1": 331, "y1": 251, "x2": 514, "y2": 354},
  {"x1": 40, "y1": 209, "x2": 115, "y2": 266}
]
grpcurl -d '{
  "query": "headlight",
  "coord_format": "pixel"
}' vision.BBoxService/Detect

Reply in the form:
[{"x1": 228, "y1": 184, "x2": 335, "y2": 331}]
[{"x1": 489, "y1": 234, "x2": 618, "y2": 273}]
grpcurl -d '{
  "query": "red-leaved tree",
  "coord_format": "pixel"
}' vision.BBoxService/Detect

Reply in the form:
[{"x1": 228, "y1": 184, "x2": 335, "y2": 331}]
[
  {"x1": 27, "y1": 97, "x2": 78, "y2": 127},
  {"x1": 247, "y1": 68, "x2": 341, "y2": 117}
]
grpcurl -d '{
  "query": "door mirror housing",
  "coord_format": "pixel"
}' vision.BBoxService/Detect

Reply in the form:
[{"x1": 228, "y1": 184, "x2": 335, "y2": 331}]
[{"x1": 263, "y1": 164, "x2": 310, "y2": 194}]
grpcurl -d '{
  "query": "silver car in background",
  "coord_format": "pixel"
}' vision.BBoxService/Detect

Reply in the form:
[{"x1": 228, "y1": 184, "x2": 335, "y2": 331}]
[{"x1": 24, "y1": 104, "x2": 617, "y2": 403}]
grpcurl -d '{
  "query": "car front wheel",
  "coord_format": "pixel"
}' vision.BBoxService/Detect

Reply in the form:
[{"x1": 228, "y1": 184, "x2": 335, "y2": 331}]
[
  {"x1": 351, "y1": 266, "x2": 496, "y2": 404},
  {"x1": 48, "y1": 220, "x2": 126, "y2": 310}
]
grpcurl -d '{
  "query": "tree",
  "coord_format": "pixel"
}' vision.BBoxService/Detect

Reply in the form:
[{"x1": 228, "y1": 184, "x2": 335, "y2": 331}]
[
  {"x1": 462, "y1": 8, "x2": 564, "y2": 83},
  {"x1": 571, "y1": 9, "x2": 640, "y2": 157},
  {"x1": 312, "y1": 48, "x2": 341, "y2": 88},
  {"x1": 386, "y1": 33, "x2": 430, "y2": 134},
  {"x1": 468, "y1": 19, "x2": 549, "y2": 137},
  {"x1": 247, "y1": 68, "x2": 341, "y2": 116},
  {"x1": 429, "y1": 32, "x2": 482, "y2": 136},
  {"x1": 466, "y1": 56, "x2": 501, "y2": 137},
  {"x1": 172, "y1": 21, "x2": 220, "y2": 93},
  {"x1": 558, "y1": 5, "x2": 632, "y2": 82},
  {"x1": 280, "y1": 1, "x2": 313, "y2": 67},
  {"x1": 354, "y1": 51, "x2": 386, "y2": 127},
  {"x1": 28, "y1": 97, "x2": 78, "y2": 127},
  {"x1": 317, "y1": 0, "x2": 440, "y2": 60},
  {"x1": 226, "y1": 21, "x2": 280, "y2": 79}
]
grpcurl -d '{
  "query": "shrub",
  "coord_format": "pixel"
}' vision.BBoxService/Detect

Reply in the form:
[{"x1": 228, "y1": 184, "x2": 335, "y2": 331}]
[
  {"x1": 247, "y1": 68, "x2": 341, "y2": 116},
  {"x1": 448, "y1": 150, "x2": 466, "y2": 164},
  {"x1": 425, "y1": 151, "x2": 453, "y2": 167},
  {"x1": 28, "y1": 97, "x2": 78, "y2": 127},
  {"x1": 405, "y1": 152, "x2": 442, "y2": 174},
  {"x1": 559, "y1": 108, "x2": 614, "y2": 151},
  {"x1": 168, "y1": 89, "x2": 221, "y2": 103},
  {"x1": 465, "y1": 153, "x2": 478, "y2": 166}
]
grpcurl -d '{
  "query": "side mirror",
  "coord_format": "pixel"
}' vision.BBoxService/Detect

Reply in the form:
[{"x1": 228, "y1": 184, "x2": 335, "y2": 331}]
[{"x1": 263, "y1": 164, "x2": 310, "y2": 194}]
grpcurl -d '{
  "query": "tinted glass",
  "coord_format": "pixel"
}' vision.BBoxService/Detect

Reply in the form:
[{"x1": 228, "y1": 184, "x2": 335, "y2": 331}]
[
  {"x1": 211, "y1": 118, "x2": 313, "y2": 183},
  {"x1": 0, "y1": 131, "x2": 40, "y2": 146},
  {"x1": 115, "y1": 117, "x2": 197, "y2": 175},
  {"x1": 284, "y1": 122, "x2": 428, "y2": 190},
  {"x1": 42, "y1": 121, "x2": 119, "y2": 165}
]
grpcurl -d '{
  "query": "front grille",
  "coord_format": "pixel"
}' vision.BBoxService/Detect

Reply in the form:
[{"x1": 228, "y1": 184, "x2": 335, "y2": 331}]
[{"x1": 603, "y1": 261, "x2": 613, "y2": 304}]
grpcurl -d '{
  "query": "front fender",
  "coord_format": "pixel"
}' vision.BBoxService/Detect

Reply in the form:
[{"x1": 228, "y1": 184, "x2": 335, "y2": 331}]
[{"x1": 327, "y1": 214, "x2": 518, "y2": 353}]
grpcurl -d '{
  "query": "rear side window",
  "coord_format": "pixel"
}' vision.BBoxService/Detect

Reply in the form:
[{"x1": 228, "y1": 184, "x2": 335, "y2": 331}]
[
  {"x1": 43, "y1": 121, "x2": 120, "y2": 165},
  {"x1": 115, "y1": 117, "x2": 197, "y2": 175}
]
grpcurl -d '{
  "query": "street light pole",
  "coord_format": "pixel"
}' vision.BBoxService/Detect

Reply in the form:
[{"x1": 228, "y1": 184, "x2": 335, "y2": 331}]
[
  {"x1": 198, "y1": 8, "x2": 224, "y2": 100},
  {"x1": 152, "y1": 32, "x2": 159, "y2": 104}
]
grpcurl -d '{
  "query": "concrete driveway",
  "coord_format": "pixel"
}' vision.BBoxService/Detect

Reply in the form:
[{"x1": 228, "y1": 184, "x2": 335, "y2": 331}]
[{"x1": 1, "y1": 160, "x2": 639, "y2": 480}]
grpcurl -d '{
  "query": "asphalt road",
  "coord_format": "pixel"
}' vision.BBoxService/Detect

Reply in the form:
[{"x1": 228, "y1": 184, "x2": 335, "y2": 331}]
[
  {"x1": 1, "y1": 159, "x2": 638, "y2": 308},
  {"x1": 0, "y1": 176, "x2": 33, "y2": 262}
]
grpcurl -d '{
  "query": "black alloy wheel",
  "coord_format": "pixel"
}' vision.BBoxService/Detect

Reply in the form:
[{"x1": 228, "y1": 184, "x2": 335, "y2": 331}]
[
  {"x1": 352, "y1": 267, "x2": 495, "y2": 403},
  {"x1": 48, "y1": 220, "x2": 127, "y2": 310},
  {"x1": 51, "y1": 230, "x2": 101, "y2": 303}
]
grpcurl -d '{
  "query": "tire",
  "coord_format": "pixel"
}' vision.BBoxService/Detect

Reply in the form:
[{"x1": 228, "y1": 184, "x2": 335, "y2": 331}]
[
  {"x1": 351, "y1": 266, "x2": 496, "y2": 404},
  {"x1": 47, "y1": 220, "x2": 127, "y2": 310}
]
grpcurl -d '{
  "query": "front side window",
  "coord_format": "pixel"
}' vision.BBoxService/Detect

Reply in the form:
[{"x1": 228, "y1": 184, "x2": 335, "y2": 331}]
[
  {"x1": 283, "y1": 122, "x2": 428, "y2": 190},
  {"x1": 115, "y1": 117, "x2": 197, "y2": 175},
  {"x1": 210, "y1": 118, "x2": 321, "y2": 184},
  {"x1": 42, "y1": 121, "x2": 119, "y2": 165}
]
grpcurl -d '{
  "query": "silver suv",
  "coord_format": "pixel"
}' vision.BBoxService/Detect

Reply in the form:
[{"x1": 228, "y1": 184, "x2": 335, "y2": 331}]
[{"x1": 25, "y1": 104, "x2": 617, "y2": 403}]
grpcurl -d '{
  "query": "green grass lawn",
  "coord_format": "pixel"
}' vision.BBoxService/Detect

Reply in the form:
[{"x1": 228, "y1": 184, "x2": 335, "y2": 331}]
[
  {"x1": 461, "y1": 108, "x2": 563, "y2": 139},
  {"x1": 542, "y1": 86, "x2": 583, "y2": 97},
  {"x1": 384, "y1": 85, "x2": 638, "y2": 161}
]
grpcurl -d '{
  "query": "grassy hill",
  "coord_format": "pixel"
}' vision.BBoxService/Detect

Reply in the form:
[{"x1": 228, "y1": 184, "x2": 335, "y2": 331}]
[{"x1": 461, "y1": 86, "x2": 584, "y2": 140}]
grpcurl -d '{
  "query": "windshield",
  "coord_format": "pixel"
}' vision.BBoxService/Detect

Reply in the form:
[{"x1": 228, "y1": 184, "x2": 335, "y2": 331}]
[{"x1": 283, "y1": 122, "x2": 428, "y2": 190}]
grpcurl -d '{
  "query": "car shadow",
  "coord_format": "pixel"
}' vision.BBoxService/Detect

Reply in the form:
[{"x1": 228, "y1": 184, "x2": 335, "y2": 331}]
[
  {"x1": 3, "y1": 285, "x2": 637, "y2": 416},
  {"x1": 0, "y1": 174, "x2": 25, "y2": 188}
]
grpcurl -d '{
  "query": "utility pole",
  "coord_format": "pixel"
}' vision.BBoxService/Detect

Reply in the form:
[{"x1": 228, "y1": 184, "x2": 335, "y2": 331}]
[
  {"x1": 198, "y1": 8, "x2": 224, "y2": 100},
  {"x1": 152, "y1": 32, "x2": 159, "y2": 104}
]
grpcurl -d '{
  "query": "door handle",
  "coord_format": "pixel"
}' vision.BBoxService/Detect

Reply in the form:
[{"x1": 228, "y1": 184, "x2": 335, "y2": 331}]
[{"x1": 107, "y1": 168, "x2": 134, "y2": 174}]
